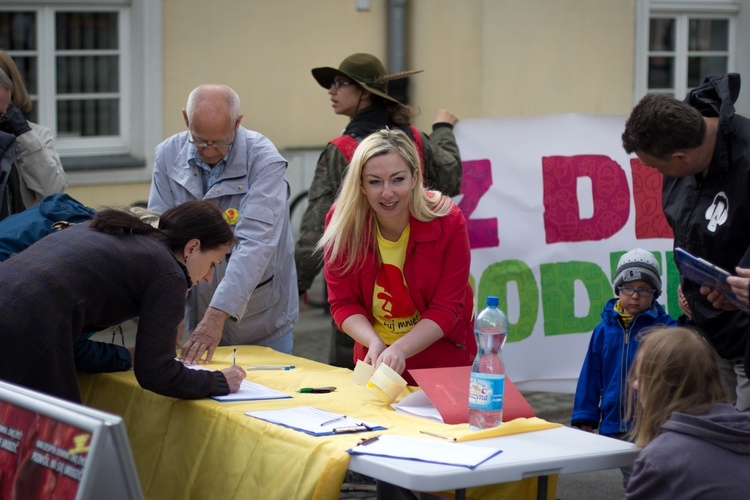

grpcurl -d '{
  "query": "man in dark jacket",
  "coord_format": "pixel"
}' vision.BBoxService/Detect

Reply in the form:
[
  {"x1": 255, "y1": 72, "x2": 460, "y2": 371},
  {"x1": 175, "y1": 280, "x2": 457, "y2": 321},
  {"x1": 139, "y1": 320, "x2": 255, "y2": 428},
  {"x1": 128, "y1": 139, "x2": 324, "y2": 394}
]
[{"x1": 621, "y1": 73, "x2": 750, "y2": 409}]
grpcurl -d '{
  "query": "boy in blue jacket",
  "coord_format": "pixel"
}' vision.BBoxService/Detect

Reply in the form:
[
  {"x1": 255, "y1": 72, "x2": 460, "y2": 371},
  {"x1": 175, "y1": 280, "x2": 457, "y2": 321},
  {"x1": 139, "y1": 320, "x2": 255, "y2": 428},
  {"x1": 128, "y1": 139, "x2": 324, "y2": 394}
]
[{"x1": 572, "y1": 248, "x2": 677, "y2": 486}]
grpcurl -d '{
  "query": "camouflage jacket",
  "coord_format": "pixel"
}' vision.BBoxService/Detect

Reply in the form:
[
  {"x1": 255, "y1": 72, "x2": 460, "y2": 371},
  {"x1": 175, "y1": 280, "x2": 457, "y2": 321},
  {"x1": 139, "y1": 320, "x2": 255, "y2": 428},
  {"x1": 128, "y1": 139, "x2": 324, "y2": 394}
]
[{"x1": 294, "y1": 123, "x2": 462, "y2": 293}]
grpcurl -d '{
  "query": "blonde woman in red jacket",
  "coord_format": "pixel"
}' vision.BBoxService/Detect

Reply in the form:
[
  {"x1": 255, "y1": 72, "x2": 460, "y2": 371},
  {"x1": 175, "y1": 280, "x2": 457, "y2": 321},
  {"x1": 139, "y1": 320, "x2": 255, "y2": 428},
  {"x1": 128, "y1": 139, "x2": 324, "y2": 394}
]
[{"x1": 320, "y1": 128, "x2": 475, "y2": 385}]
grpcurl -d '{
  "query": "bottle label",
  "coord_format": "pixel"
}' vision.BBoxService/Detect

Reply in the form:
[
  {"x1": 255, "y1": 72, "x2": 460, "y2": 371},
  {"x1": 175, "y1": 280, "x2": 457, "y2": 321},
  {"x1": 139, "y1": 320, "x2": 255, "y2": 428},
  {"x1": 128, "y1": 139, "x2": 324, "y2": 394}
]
[{"x1": 468, "y1": 373, "x2": 505, "y2": 411}]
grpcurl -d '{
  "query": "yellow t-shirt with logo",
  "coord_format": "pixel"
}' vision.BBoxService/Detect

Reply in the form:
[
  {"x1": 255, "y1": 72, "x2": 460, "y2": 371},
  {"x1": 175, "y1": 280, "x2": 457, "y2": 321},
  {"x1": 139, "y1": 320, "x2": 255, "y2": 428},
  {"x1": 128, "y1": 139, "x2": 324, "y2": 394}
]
[{"x1": 372, "y1": 224, "x2": 421, "y2": 345}]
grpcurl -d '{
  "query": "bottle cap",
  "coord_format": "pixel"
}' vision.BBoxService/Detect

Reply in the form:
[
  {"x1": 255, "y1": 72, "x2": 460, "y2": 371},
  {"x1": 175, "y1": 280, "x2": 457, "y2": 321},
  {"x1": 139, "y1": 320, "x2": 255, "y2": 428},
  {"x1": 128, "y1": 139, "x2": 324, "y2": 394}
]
[{"x1": 486, "y1": 296, "x2": 499, "y2": 307}]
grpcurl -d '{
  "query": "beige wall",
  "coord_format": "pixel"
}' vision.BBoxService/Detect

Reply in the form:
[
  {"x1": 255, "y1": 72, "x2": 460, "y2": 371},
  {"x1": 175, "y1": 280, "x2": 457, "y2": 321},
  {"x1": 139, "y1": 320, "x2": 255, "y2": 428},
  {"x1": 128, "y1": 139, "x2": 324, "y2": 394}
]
[
  {"x1": 162, "y1": 0, "x2": 636, "y2": 148},
  {"x1": 411, "y1": 0, "x2": 635, "y2": 131},
  {"x1": 70, "y1": 0, "x2": 636, "y2": 208}
]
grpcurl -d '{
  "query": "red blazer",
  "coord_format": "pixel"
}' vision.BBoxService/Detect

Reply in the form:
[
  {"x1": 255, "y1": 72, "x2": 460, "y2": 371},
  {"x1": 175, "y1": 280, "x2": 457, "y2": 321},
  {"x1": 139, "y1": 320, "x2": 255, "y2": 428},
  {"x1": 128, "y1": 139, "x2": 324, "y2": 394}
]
[{"x1": 324, "y1": 203, "x2": 476, "y2": 385}]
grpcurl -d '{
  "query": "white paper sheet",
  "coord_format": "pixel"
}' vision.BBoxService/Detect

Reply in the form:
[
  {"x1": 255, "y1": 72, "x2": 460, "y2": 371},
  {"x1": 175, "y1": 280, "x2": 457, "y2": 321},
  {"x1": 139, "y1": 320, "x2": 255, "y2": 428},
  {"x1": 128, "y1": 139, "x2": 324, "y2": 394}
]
[
  {"x1": 348, "y1": 434, "x2": 502, "y2": 469},
  {"x1": 391, "y1": 390, "x2": 443, "y2": 423},
  {"x1": 246, "y1": 406, "x2": 384, "y2": 436},
  {"x1": 182, "y1": 364, "x2": 291, "y2": 401}
]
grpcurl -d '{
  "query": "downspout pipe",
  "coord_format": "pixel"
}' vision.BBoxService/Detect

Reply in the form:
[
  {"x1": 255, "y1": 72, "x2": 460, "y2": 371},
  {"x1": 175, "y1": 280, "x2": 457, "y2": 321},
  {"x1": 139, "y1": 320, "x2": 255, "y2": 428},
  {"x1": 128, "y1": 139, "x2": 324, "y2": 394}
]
[{"x1": 387, "y1": 0, "x2": 410, "y2": 104}]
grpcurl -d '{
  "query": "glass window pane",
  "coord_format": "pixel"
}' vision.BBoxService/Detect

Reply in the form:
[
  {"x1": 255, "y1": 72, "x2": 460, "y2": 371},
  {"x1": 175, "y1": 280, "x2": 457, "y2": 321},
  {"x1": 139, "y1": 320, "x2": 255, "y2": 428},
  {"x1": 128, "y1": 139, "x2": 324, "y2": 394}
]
[
  {"x1": 56, "y1": 12, "x2": 118, "y2": 50},
  {"x1": 0, "y1": 12, "x2": 36, "y2": 51},
  {"x1": 648, "y1": 57, "x2": 674, "y2": 88},
  {"x1": 12, "y1": 56, "x2": 37, "y2": 96},
  {"x1": 56, "y1": 56, "x2": 119, "y2": 94},
  {"x1": 688, "y1": 56, "x2": 728, "y2": 87},
  {"x1": 689, "y1": 19, "x2": 728, "y2": 51},
  {"x1": 57, "y1": 99, "x2": 119, "y2": 137},
  {"x1": 649, "y1": 18, "x2": 675, "y2": 51}
]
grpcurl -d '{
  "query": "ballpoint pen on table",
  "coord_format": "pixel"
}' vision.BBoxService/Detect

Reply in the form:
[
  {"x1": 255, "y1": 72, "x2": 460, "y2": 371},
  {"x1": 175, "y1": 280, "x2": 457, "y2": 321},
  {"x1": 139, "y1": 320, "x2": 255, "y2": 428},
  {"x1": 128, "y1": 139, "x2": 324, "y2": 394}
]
[
  {"x1": 232, "y1": 348, "x2": 236, "y2": 367},
  {"x1": 320, "y1": 415, "x2": 346, "y2": 427},
  {"x1": 357, "y1": 436, "x2": 380, "y2": 446},
  {"x1": 296, "y1": 386, "x2": 337, "y2": 393},
  {"x1": 332, "y1": 422, "x2": 372, "y2": 434},
  {"x1": 246, "y1": 365, "x2": 295, "y2": 370},
  {"x1": 419, "y1": 430, "x2": 457, "y2": 442}
]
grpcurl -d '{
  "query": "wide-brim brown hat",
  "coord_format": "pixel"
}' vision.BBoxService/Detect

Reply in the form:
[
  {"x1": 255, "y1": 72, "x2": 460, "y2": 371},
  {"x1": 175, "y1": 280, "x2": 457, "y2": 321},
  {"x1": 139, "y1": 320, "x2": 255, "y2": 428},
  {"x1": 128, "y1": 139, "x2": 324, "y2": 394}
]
[{"x1": 311, "y1": 53, "x2": 423, "y2": 105}]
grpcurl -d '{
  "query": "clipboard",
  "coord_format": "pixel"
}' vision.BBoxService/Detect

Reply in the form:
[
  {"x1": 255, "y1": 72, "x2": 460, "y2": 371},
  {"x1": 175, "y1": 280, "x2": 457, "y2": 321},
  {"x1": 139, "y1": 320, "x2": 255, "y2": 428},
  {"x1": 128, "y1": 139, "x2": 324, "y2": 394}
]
[{"x1": 675, "y1": 247, "x2": 749, "y2": 312}]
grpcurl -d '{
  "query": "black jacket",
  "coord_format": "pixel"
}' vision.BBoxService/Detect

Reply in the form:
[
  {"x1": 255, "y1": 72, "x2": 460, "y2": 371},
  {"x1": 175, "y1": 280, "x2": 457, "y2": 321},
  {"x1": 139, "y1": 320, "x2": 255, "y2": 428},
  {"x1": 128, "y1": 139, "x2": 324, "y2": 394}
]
[
  {"x1": 663, "y1": 73, "x2": 750, "y2": 366},
  {"x1": 0, "y1": 131, "x2": 25, "y2": 222}
]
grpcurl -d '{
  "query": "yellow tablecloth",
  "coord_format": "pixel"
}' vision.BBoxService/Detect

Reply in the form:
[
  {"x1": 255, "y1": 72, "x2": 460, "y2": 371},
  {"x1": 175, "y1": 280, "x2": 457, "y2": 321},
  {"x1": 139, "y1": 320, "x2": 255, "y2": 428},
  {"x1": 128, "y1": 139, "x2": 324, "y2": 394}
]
[{"x1": 77, "y1": 346, "x2": 558, "y2": 500}]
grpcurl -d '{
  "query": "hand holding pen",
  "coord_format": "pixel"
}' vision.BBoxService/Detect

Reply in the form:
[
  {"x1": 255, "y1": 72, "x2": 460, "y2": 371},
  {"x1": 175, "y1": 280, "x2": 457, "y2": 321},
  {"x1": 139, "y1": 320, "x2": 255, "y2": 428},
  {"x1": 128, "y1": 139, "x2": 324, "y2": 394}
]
[
  {"x1": 220, "y1": 365, "x2": 246, "y2": 392},
  {"x1": 220, "y1": 348, "x2": 246, "y2": 393}
]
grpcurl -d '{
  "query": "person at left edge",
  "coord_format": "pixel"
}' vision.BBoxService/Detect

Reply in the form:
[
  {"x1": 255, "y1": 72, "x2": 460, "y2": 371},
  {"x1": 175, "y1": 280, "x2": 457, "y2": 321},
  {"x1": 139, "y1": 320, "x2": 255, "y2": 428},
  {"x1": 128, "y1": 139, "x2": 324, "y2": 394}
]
[
  {"x1": 149, "y1": 84, "x2": 299, "y2": 363},
  {"x1": 0, "y1": 50, "x2": 68, "y2": 208}
]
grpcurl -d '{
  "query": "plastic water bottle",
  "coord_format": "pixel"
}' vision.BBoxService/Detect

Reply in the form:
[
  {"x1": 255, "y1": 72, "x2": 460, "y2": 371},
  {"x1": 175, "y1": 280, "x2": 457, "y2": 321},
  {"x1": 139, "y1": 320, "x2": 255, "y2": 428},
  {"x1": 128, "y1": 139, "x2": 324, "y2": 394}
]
[{"x1": 469, "y1": 296, "x2": 508, "y2": 430}]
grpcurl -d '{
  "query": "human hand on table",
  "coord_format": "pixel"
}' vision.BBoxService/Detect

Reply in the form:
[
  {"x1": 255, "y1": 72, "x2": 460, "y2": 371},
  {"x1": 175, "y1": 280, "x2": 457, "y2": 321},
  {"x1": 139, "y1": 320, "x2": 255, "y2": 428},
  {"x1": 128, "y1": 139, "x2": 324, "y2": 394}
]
[
  {"x1": 221, "y1": 366, "x2": 246, "y2": 393},
  {"x1": 180, "y1": 307, "x2": 228, "y2": 364},
  {"x1": 374, "y1": 345, "x2": 407, "y2": 376},
  {"x1": 363, "y1": 339, "x2": 387, "y2": 368}
]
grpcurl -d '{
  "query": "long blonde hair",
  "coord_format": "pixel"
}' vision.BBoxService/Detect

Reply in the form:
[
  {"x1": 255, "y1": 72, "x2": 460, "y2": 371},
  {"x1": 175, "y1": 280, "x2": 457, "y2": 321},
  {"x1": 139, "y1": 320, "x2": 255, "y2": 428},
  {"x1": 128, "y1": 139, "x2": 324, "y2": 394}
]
[
  {"x1": 319, "y1": 128, "x2": 453, "y2": 274},
  {"x1": 627, "y1": 327, "x2": 727, "y2": 447}
]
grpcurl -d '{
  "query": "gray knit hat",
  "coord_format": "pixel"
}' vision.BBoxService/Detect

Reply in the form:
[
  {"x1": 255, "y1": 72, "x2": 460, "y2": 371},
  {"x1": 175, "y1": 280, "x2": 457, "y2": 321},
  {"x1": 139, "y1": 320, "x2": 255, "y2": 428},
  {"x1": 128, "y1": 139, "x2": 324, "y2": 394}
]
[{"x1": 613, "y1": 248, "x2": 662, "y2": 298}]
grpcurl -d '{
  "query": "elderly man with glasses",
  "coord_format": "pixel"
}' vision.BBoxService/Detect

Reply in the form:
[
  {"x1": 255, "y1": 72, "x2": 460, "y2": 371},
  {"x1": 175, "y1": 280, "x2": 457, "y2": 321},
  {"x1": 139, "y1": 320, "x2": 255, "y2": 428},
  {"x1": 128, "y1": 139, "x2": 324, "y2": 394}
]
[{"x1": 149, "y1": 84, "x2": 298, "y2": 363}]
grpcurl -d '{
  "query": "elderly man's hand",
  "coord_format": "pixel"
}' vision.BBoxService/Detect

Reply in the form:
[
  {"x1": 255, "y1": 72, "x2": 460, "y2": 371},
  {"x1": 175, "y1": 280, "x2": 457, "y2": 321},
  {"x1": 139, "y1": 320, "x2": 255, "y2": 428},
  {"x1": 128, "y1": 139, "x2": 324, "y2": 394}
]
[{"x1": 180, "y1": 307, "x2": 229, "y2": 364}]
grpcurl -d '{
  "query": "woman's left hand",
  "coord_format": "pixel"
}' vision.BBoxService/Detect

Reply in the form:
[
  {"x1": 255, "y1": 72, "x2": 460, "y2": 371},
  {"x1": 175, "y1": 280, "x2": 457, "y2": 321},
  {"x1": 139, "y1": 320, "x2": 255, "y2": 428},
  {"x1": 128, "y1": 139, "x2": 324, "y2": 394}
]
[{"x1": 375, "y1": 345, "x2": 407, "y2": 375}]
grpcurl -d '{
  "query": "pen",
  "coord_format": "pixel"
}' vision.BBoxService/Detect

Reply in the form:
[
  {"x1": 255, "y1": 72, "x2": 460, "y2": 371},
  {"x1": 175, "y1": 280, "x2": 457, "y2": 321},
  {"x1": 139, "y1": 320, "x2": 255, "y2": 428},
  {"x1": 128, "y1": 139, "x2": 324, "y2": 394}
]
[
  {"x1": 296, "y1": 386, "x2": 337, "y2": 393},
  {"x1": 232, "y1": 348, "x2": 236, "y2": 367},
  {"x1": 419, "y1": 430, "x2": 457, "y2": 442},
  {"x1": 246, "y1": 365, "x2": 295, "y2": 370},
  {"x1": 320, "y1": 415, "x2": 347, "y2": 427},
  {"x1": 332, "y1": 425, "x2": 368, "y2": 434},
  {"x1": 357, "y1": 436, "x2": 380, "y2": 446}
]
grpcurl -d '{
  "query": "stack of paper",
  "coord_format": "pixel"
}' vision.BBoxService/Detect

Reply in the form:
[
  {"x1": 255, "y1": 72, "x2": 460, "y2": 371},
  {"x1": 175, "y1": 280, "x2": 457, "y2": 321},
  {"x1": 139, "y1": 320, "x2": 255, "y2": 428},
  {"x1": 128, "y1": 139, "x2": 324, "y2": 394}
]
[
  {"x1": 183, "y1": 364, "x2": 291, "y2": 402},
  {"x1": 246, "y1": 407, "x2": 385, "y2": 436},
  {"x1": 211, "y1": 380, "x2": 292, "y2": 402},
  {"x1": 348, "y1": 434, "x2": 502, "y2": 469}
]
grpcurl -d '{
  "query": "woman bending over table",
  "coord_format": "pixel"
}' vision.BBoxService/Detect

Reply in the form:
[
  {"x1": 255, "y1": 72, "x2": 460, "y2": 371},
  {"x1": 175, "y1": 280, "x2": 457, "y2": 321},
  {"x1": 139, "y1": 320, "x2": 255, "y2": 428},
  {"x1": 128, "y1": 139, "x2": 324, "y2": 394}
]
[
  {"x1": 320, "y1": 128, "x2": 475, "y2": 385},
  {"x1": 0, "y1": 200, "x2": 246, "y2": 402}
]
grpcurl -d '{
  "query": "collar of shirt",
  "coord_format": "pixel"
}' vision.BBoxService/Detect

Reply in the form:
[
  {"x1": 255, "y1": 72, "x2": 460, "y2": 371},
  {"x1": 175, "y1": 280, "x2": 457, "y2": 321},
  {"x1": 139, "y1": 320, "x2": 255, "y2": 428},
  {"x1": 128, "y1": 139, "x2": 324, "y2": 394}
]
[{"x1": 188, "y1": 143, "x2": 233, "y2": 194}]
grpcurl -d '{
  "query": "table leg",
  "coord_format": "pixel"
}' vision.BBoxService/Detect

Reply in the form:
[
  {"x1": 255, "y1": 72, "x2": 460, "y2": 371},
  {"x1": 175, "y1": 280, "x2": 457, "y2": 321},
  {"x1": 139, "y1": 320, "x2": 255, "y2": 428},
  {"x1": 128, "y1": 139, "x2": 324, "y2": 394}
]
[{"x1": 537, "y1": 475, "x2": 548, "y2": 500}]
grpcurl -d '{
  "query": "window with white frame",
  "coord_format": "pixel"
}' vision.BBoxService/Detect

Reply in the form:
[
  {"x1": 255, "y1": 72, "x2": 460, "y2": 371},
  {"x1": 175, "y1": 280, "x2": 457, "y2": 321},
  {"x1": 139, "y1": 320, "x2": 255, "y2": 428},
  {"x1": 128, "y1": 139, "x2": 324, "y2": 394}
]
[
  {"x1": 0, "y1": 1, "x2": 161, "y2": 179},
  {"x1": 0, "y1": 7, "x2": 129, "y2": 158},
  {"x1": 636, "y1": 1, "x2": 738, "y2": 99}
]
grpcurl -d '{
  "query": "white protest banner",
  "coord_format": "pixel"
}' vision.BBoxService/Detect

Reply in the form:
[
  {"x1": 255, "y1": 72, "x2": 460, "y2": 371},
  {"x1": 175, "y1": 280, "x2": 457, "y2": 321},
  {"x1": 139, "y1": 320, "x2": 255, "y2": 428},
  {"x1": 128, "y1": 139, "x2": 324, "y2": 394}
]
[{"x1": 454, "y1": 115, "x2": 676, "y2": 393}]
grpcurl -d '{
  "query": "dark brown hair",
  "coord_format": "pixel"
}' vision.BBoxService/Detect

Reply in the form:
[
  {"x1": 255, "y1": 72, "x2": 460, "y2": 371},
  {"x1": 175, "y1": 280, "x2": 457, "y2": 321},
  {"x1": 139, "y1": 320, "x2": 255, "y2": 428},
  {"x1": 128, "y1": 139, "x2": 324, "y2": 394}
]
[
  {"x1": 91, "y1": 200, "x2": 235, "y2": 253},
  {"x1": 622, "y1": 93, "x2": 706, "y2": 159}
]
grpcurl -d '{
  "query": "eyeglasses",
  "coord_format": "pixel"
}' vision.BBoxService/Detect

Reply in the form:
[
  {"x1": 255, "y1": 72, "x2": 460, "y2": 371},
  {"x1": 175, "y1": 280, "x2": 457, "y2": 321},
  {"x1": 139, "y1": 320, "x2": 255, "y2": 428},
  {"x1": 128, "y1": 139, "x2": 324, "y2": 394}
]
[
  {"x1": 617, "y1": 286, "x2": 656, "y2": 297},
  {"x1": 329, "y1": 80, "x2": 355, "y2": 91},
  {"x1": 188, "y1": 136, "x2": 234, "y2": 150}
]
